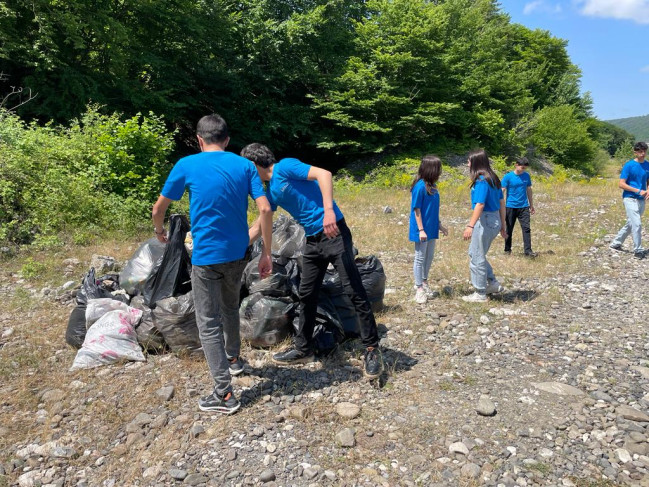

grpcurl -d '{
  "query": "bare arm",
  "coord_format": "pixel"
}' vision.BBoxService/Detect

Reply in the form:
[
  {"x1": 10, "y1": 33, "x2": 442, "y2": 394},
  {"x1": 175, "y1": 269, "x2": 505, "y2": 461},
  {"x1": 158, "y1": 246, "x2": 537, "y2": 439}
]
[
  {"x1": 463, "y1": 203, "x2": 484, "y2": 241},
  {"x1": 254, "y1": 196, "x2": 273, "y2": 279},
  {"x1": 307, "y1": 166, "x2": 339, "y2": 238},
  {"x1": 414, "y1": 208, "x2": 426, "y2": 241},
  {"x1": 499, "y1": 198, "x2": 507, "y2": 239},
  {"x1": 527, "y1": 186, "x2": 535, "y2": 214},
  {"x1": 152, "y1": 195, "x2": 173, "y2": 243},
  {"x1": 618, "y1": 178, "x2": 648, "y2": 199}
]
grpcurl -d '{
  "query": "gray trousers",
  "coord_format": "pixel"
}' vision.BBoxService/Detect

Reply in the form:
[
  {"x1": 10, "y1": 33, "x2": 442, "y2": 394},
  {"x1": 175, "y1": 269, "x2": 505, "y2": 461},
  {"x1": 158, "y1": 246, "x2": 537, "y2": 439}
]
[
  {"x1": 191, "y1": 258, "x2": 247, "y2": 397},
  {"x1": 468, "y1": 211, "x2": 500, "y2": 293}
]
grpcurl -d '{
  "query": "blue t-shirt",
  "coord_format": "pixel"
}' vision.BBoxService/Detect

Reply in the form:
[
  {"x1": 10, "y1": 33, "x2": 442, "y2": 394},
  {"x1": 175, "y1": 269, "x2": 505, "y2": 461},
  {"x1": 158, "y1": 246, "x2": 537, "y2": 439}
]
[
  {"x1": 409, "y1": 180, "x2": 440, "y2": 242},
  {"x1": 501, "y1": 171, "x2": 532, "y2": 208},
  {"x1": 161, "y1": 151, "x2": 266, "y2": 266},
  {"x1": 620, "y1": 159, "x2": 649, "y2": 199},
  {"x1": 471, "y1": 176, "x2": 503, "y2": 212},
  {"x1": 266, "y1": 158, "x2": 344, "y2": 236}
]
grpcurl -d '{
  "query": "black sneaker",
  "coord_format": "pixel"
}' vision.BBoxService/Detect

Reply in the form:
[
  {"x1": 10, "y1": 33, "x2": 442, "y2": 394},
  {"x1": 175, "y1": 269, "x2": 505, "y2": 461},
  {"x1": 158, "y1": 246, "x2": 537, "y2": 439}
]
[
  {"x1": 610, "y1": 244, "x2": 622, "y2": 251},
  {"x1": 504, "y1": 249, "x2": 511, "y2": 255},
  {"x1": 272, "y1": 348, "x2": 314, "y2": 365},
  {"x1": 635, "y1": 251, "x2": 645, "y2": 260},
  {"x1": 228, "y1": 357, "x2": 244, "y2": 376},
  {"x1": 363, "y1": 347, "x2": 382, "y2": 379},
  {"x1": 524, "y1": 252, "x2": 538, "y2": 258},
  {"x1": 198, "y1": 391, "x2": 240, "y2": 414}
]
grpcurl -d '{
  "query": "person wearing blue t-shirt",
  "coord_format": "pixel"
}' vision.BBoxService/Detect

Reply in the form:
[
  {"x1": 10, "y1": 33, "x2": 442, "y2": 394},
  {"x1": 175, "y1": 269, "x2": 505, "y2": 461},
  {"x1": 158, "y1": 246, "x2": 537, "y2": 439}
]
[
  {"x1": 502, "y1": 157, "x2": 536, "y2": 257},
  {"x1": 242, "y1": 143, "x2": 382, "y2": 379},
  {"x1": 409, "y1": 155, "x2": 448, "y2": 304},
  {"x1": 152, "y1": 114, "x2": 273, "y2": 414},
  {"x1": 610, "y1": 141, "x2": 649, "y2": 259},
  {"x1": 462, "y1": 150, "x2": 507, "y2": 303}
]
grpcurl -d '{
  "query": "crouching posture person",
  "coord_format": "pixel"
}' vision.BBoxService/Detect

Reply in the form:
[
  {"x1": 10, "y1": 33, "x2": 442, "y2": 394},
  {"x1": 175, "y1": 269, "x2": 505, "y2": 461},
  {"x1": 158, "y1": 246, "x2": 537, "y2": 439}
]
[
  {"x1": 152, "y1": 115, "x2": 272, "y2": 414},
  {"x1": 241, "y1": 143, "x2": 383, "y2": 379}
]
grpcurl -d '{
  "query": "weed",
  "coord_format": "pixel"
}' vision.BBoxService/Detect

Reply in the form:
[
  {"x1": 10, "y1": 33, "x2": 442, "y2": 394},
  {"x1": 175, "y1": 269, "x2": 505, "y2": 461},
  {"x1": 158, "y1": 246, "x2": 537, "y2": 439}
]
[
  {"x1": 529, "y1": 462, "x2": 551, "y2": 475},
  {"x1": 20, "y1": 257, "x2": 47, "y2": 280},
  {"x1": 439, "y1": 381, "x2": 456, "y2": 391}
]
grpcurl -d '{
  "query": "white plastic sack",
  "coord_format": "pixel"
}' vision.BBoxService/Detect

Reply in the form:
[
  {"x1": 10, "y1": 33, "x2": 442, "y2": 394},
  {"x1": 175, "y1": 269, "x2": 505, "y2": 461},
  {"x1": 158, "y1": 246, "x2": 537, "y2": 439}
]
[
  {"x1": 70, "y1": 308, "x2": 145, "y2": 370},
  {"x1": 85, "y1": 298, "x2": 132, "y2": 328},
  {"x1": 119, "y1": 238, "x2": 166, "y2": 295}
]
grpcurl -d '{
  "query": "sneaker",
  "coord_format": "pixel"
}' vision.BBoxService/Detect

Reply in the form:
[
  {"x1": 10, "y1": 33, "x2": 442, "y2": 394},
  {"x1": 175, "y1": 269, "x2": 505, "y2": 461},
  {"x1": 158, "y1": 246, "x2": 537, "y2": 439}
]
[
  {"x1": 635, "y1": 251, "x2": 645, "y2": 260},
  {"x1": 485, "y1": 280, "x2": 504, "y2": 295},
  {"x1": 524, "y1": 252, "x2": 538, "y2": 258},
  {"x1": 272, "y1": 348, "x2": 315, "y2": 365},
  {"x1": 414, "y1": 287, "x2": 427, "y2": 304},
  {"x1": 228, "y1": 357, "x2": 244, "y2": 376},
  {"x1": 462, "y1": 292, "x2": 487, "y2": 303},
  {"x1": 198, "y1": 390, "x2": 240, "y2": 414},
  {"x1": 363, "y1": 347, "x2": 383, "y2": 379},
  {"x1": 422, "y1": 282, "x2": 437, "y2": 297},
  {"x1": 504, "y1": 249, "x2": 512, "y2": 254},
  {"x1": 610, "y1": 243, "x2": 622, "y2": 251}
]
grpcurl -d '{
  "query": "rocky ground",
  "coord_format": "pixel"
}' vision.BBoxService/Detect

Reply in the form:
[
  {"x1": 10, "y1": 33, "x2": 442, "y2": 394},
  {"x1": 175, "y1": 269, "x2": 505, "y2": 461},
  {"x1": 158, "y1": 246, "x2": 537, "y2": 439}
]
[{"x1": 2, "y1": 190, "x2": 649, "y2": 486}]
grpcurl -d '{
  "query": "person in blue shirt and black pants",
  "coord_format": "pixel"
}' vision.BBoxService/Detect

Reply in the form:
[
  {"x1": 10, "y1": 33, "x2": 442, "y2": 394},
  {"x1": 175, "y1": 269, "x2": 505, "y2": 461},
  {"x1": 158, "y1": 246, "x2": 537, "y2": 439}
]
[{"x1": 501, "y1": 157, "x2": 536, "y2": 257}]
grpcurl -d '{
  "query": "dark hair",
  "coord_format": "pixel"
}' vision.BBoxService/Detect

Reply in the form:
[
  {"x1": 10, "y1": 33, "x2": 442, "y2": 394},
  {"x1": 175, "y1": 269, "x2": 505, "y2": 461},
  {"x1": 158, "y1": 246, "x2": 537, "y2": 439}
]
[
  {"x1": 515, "y1": 156, "x2": 529, "y2": 166},
  {"x1": 411, "y1": 155, "x2": 442, "y2": 194},
  {"x1": 468, "y1": 149, "x2": 501, "y2": 189},
  {"x1": 634, "y1": 141, "x2": 648, "y2": 152},
  {"x1": 196, "y1": 114, "x2": 229, "y2": 144},
  {"x1": 240, "y1": 143, "x2": 276, "y2": 168}
]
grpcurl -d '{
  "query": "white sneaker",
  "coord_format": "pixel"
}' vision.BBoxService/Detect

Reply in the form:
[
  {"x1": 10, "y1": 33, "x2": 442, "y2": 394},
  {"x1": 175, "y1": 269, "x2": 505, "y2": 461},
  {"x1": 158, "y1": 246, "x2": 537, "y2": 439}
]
[
  {"x1": 414, "y1": 287, "x2": 427, "y2": 304},
  {"x1": 422, "y1": 282, "x2": 436, "y2": 297},
  {"x1": 485, "y1": 280, "x2": 504, "y2": 295},
  {"x1": 462, "y1": 292, "x2": 487, "y2": 303}
]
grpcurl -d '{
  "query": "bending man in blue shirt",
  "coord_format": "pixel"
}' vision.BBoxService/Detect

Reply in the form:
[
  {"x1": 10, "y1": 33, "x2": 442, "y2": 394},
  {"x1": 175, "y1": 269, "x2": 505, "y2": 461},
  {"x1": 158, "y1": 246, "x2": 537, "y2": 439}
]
[
  {"x1": 610, "y1": 141, "x2": 649, "y2": 259},
  {"x1": 242, "y1": 143, "x2": 382, "y2": 379},
  {"x1": 152, "y1": 115, "x2": 273, "y2": 414}
]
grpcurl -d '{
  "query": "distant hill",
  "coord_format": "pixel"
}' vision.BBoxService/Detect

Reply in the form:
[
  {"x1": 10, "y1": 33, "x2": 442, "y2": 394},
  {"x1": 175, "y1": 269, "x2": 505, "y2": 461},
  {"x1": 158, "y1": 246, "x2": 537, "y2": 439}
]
[{"x1": 607, "y1": 115, "x2": 649, "y2": 142}]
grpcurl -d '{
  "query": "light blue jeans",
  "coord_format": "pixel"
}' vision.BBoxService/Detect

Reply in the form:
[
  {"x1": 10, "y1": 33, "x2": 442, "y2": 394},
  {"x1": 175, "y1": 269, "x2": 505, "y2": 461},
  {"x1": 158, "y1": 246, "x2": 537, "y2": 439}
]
[
  {"x1": 414, "y1": 239, "x2": 436, "y2": 287},
  {"x1": 468, "y1": 211, "x2": 500, "y2": 293},
  {"x1": 612, "y1": 197, "x2": 646, "y2": 253}
]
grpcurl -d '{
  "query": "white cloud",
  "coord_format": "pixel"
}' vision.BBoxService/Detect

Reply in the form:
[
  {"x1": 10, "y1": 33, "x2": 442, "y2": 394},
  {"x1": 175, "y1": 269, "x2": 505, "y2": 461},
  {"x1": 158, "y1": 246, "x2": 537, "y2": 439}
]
[
  {"x1": 577, "y1": 0, "x2": 649, "y2": 23},
  {"x1": 524, "y1": 1, "x2": 563, "y2": 15},
  {"x1": 641, "y1": 65, "x2": 649, "y2": 73}
]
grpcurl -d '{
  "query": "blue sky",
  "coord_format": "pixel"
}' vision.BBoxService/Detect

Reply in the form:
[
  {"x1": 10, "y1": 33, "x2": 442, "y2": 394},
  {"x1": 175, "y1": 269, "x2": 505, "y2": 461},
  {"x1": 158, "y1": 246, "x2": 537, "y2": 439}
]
[{"x1": 496, "y1": 0, "x2": 648, "y2": 120}]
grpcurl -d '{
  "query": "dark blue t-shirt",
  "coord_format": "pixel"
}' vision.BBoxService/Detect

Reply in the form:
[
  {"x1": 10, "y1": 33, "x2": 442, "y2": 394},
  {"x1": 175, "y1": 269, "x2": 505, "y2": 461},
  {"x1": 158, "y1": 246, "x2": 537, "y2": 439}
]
[
  {"x1": 620, "y1": 159, "x2": 649, "y2": 199},
  {"x1": 161, "y1": 151, "x2": 266, "y2": 266},
  {"x1": 409, "y1": 180, "x2": 440, "y2": 242},
  {"x1": 471, "y1": 176, "x2": 503, "y2": 212},
  {"x1": 266, "y1": 158, "x2": 344, "y2": 236},
  {"x1": 501, "y1": 171, "x2": 532, "y2": 208}
]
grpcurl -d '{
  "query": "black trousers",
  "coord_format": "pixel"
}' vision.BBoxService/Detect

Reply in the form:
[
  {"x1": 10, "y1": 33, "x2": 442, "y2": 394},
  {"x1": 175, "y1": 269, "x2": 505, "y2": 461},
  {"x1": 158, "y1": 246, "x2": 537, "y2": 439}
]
[
  {"x1": 504, "y1": 207, "x2": 532, "y2": 254},
  {"x1": 294, "y1": 219, "x2": 380, "y2": 353}
]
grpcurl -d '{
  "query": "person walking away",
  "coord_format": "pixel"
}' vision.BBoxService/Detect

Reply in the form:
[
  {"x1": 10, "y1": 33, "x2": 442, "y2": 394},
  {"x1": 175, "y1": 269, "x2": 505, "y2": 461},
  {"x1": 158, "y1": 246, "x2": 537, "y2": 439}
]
[
  {"x1": 241, "y1": 143, "x2": 383, "y2": 379},
  {"x1": 462, "y1": 149, "x2": 507, "y2": 303},
  {"x1": 502, "y1": 157, "x2": 536, "y2": 257},
  {"x1": 152, "y1": 114, "x2": 273, "y2": 414},
  {"x1": 610, "y1": 141, "x2": 649, "y2": 259},
  {"x1": 409, "y1": 155, "x2": 448, "y2": 304}
]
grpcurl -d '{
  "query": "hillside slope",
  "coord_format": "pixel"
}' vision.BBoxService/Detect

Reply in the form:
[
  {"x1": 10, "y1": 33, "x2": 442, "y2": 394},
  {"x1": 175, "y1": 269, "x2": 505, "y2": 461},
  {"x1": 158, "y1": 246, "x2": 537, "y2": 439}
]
[{"x1": 607, "y1": 114, "x2": 649, "y2": 141}]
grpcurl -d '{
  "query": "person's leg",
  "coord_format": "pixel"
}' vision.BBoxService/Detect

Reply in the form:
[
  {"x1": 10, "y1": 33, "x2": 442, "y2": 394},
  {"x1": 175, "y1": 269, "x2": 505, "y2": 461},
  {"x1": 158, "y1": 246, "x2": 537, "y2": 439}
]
[
  {"x1": 518, "y1": 207, "x2": 533, "y2": 254},
  {"x1": 627, "y1": 198, "x2": 645, "y2": 253},
  {"x1": 218, "y1": 258, "x2": 248, "y2": 361},
  {"x1": 504, "y1": 207, "x2": 515, "y2": 252},
  {"x1": 481, "y1": 212, "x2": 500, "y2": 282},
  {"x1": 413, "y1": 241, "x2": 425, "y2": 287},
  {"x1": 191, "y1": 264, "x2": 231, "y2": 398},
  {"x1": 469, "y1": 220, "x2": 488, "y2": 294},
  {"x1": 611, "y1": 199, "x2": 633, "y2": 247},
  {"x1": 422, "y1": 239, "x2": 436, "y2": 281}
]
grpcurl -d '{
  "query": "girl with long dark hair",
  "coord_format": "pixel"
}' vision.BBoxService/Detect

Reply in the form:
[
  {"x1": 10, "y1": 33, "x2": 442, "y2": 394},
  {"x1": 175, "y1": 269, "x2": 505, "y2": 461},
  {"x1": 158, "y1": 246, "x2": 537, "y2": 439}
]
[
  {"x1": 462, "y1": 150, "x2": 507, "y2": 302},
  {"x1": 409, "y1": 155, "x2": 448, "y2": 304}
]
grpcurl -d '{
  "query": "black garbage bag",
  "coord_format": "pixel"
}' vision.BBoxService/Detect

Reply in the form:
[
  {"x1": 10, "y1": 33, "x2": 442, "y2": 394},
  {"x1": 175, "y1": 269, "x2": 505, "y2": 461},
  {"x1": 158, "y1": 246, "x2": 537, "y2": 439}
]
[
  {"x1": 130, "y1": 296, "x2": 166, "y2": 353},
  {"x1": 151, "y1": 292, "x2": 202, "y2": 354},
  {"x1": 65, "y1": 305, "x2": 88, "y2": 349},
  {"x1": 242, "y1": 255, "x2": 293, "y2": 298},
  {"x1": 321, "y1": 255, "x2": 386, "y2": 314},
  {"x1": 250, "y1": 215, "x2": 306, "y2": 260},
  {"x1": 76, "y1": 268, "x2": 129, "y2": 306},
  {"x1": 291, "y1": 294, "x2": 345, "y2": 353},
  {"x1": 120, "y1": 238, "x2": 167, "y2": 295},
  {"x1": 240, "y1": 293, "x2": 296, "y2": 348},
  {"x1": 143, "y1": 214, "x2": 192, "y2": 307}
]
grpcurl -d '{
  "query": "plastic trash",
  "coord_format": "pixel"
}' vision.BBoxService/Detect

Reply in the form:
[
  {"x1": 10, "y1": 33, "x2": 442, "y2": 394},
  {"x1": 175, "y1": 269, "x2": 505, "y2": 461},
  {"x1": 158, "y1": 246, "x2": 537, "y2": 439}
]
[
  {"x1": 86, "y1": 298, "x2": 132, "y2": 328},
  {"x1": 143, "y1": 214, "x2": 192, "y2": 307},
  {"x1": 65, "y1": 305, "x2": 88, "y2": 349},
  {"x1": 70, "y1": 307, "x2": 145, "y2": 370},
  {"x1": 119, "y1": 238, "x2": 166, "y2": 295},
  {"x1": 130, "y1": 296, "x2": 166, "y2": 353},
  {"x1": 321, "y1": 255, "x2": 386, "y2": 314},
  {"x1": 76, "y1": 268, "x2": 129, "y2": 306},
  {"x1": 243, "y1": 255, "x2": 293, "y2": 298},
  {"x1": 250, "y1": 215, "x2": 306, "y2": 260},
  {"x1": 240, "y1": 293, "x2": 296, "y2": 347},
  {"x1": 151, "y1": 292, "x2": 201, "y2": 354}
]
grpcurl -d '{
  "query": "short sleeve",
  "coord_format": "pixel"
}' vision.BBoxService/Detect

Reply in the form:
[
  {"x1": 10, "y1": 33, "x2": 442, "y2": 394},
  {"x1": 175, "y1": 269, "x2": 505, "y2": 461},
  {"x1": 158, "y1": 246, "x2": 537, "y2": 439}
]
[
  {"x1": 247, "y1": 162, "x2": 266, "y2": 200},
  {"x1": 411, "y1": 183, "x2": 424, "y2": 210},
  {"x1": 280, "y1": 158, "x2": 311, "y2": 180},
  {"x1": 526, "y1": 174, "x2": 532, "y2": 187},
  {"x1": 472, "y1": 180, "x2": 489, "y2": 204},
  {"x1": 620, "y1": 163, "x2": 631, "y2": 181},
  {"x1": 161, "y1": 162, "x2": 186, "y2": 201},
  {"x1": 501, "y1": 173, "x2": 509, "y2": 190}
]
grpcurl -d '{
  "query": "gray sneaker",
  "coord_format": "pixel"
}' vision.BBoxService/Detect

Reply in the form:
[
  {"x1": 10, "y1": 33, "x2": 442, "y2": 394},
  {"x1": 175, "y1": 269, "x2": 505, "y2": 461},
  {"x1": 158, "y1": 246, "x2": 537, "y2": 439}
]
[
  {"x1": 198, "y1": 391, "x2": 240, "y2": 414},
  {"x1": 228, "y1": 357, "x2": 244, "y2": 376},
  {"x1": 485, "y1": 280, "x2": 504, "y2": 295},
  {"x1": 462, "y1": 292, "x2": 488, "y2": 303},
  {"x1": 610, "y1": 243, "x2": 622, "y2": 251}
]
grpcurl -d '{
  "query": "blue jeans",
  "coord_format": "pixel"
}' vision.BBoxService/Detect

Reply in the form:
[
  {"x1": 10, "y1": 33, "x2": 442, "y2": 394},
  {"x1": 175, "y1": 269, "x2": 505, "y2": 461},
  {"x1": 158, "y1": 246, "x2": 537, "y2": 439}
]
[
  {"x1": 612, "y1": 197, "x2": 646, "y2": 253},
  {"x1": 468, "y1": 211, "x2": 500, "y2": 293},
  {"x1": 413, "y1": 239, "x2": 436, "y2": 287},
  {"x1": 191, "y1": 258, "x2": 247, "y2": 397}
]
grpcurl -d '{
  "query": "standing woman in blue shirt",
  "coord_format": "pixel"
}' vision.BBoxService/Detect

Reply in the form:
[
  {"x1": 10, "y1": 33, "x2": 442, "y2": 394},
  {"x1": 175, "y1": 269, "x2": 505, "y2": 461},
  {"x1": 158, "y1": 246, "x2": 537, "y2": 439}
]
[
  {"x1": 462, "y1": 150, "x2": 507, "y2": 303},
  {"x1": 409, "y1": 155, "x2": 448, "y2": 304},
  {"x1": 502, "y1": 157, "x2": 536, "y2": 257}
]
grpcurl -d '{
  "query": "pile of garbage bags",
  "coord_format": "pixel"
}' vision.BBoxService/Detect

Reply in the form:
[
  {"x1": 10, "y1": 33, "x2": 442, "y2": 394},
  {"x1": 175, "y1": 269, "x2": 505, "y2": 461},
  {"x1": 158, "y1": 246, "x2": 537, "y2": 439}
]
[{"x1": 66, "y1": 214, "x2": 386, "y2": 369}]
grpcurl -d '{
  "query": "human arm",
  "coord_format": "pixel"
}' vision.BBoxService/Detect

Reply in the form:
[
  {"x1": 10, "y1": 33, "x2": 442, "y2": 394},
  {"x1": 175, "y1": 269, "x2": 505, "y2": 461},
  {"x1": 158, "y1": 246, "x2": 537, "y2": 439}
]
[
  {"x1": 463, "y1": 203, "x2": 484, "y2": 240},
  {"x1": 439, "y1": 223, "x2": 448, "y2": 237},
  {"x1": 618, "y1": 178, "x2": 647, "y2": 198},
  {"x1": 527, "y1": 186, "x2": 535, "y2": 215},
  {"x1": 499, "y1": 198, "x2": 507, "y2": 239},
  {"x1": 413, "y1": 208, "x2": 427, "y2": 241},
  {"x1": 254, "y1": 196, "x2": 273, "y2": 279},
  {"x1": 152, "y1": 195, "x2": 173, "y2": 243},
  {"x1": 307, "y1": 166, "x2": 339, "y2": 238}
]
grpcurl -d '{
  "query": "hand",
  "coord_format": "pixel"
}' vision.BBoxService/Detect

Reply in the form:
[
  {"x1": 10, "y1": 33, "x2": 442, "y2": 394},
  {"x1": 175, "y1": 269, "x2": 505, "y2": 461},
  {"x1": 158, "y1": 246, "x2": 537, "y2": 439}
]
[
  {"x1": 323, "y1": 209, "x2": 339, "y2": 238},
  {"x1": 155, "y1": 230, "x2": 168, "y2": 244},
  {"x1": 258, "y1": 254, "x2": 272, "y2": 279},
  {"x1": 419, "y1": 230, "x2": 427, "y2": 242},
  {"x1": 440, "y1": 225, "x2": 448, "y2": 237},
  {"x1": 463, "y1": 226, "x2": 473, "y2": 240},
  {"x1": 529, "y1": 205, "x2": 536, "y2": 215},
  {"x1": 500, "y1": 226, "x2": 508, "y2": 239}
]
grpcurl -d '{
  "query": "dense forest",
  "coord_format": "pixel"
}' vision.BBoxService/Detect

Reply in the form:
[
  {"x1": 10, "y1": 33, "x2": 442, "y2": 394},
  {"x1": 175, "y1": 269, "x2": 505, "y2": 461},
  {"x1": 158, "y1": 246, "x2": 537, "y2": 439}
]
[
  {"x1": 0, "y1": 0, "x2": 635, "y2": 246},
  {"x1": 608, "y1": 115, "x2": 649, "y2": 143}
]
